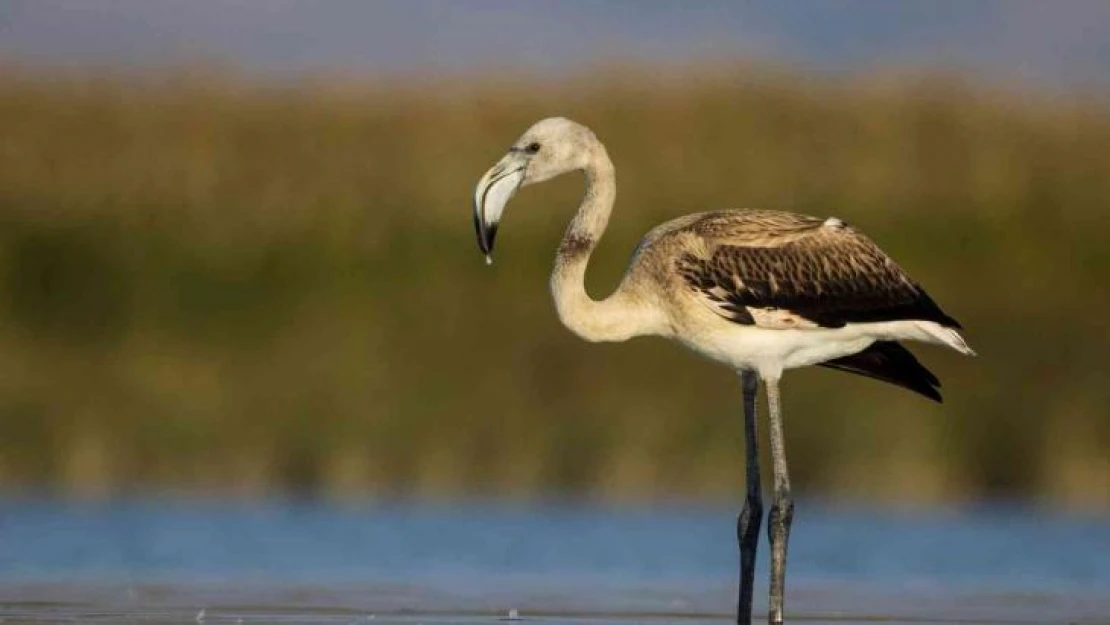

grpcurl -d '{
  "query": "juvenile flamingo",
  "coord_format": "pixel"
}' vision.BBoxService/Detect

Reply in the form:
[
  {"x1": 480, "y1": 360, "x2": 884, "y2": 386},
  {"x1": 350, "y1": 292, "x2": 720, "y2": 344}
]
[{"x1": 472, "y1": 117, "x2": 974, "y2": 624}]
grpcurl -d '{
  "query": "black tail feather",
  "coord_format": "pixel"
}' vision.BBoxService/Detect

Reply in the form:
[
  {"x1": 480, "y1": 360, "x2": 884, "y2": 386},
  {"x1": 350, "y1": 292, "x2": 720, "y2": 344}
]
[{"x1": 819, "y1": 341, "x2": 943, "y2": 402}]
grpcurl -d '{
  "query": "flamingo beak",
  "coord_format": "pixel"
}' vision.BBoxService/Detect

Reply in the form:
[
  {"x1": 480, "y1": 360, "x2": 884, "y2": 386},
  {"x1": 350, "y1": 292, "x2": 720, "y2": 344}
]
[{"x1": 473, "y1": 152, "x2": 526, "y2": 265}]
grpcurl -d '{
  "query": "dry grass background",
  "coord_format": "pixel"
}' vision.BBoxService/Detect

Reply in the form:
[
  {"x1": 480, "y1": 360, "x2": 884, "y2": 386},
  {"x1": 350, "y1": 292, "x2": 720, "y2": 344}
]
[{"x1": 0, "y1": 65, "x2": 1107, "y2": 506}]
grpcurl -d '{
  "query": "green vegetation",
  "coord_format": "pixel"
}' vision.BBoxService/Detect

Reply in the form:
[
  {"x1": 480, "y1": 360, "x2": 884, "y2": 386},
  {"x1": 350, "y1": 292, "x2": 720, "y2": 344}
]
[{"x1": 0, "y1": 66, "x2": 1107, "y2": 506}]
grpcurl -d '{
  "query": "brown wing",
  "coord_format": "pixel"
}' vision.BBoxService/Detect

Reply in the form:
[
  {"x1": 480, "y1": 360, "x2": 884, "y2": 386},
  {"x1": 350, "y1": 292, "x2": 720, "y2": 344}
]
[{"x1": 675, "y1": 210, "x2": 962, "y2": 329}]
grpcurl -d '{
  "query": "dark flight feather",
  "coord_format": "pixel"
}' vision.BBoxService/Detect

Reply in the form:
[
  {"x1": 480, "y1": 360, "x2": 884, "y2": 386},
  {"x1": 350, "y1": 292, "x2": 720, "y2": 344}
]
[{"x1": 819, "y1": 340, "x2": 942, "y2": 402}]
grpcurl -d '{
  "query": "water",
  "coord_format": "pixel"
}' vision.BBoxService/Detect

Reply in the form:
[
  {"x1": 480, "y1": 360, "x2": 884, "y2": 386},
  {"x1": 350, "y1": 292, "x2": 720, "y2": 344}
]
[{"x1": 0, "y1": 499, "x2": 1106, "y2": 623}]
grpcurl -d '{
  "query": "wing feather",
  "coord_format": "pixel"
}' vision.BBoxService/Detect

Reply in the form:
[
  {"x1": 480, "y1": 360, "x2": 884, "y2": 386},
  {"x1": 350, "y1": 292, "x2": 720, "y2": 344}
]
[
  {"x1": 674, "y1": 210, "x2": 961, "y2": 329},
  {"x1": 819, "y1": 340, "x2": 943, "y2": 402}
]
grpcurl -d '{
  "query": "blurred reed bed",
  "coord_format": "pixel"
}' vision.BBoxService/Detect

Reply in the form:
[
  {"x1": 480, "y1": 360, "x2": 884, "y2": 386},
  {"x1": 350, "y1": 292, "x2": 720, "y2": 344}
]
[{"x1": 0, "y1": 65, "x2": 1106, "y2": 506}]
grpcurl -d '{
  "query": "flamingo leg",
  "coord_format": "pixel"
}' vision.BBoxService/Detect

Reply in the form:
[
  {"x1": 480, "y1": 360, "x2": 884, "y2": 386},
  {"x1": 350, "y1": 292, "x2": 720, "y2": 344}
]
[
  {"x1": 736, "y1": 370, "x2": 762, "y2": 625},
  {"x1": 765, "y1": 376, "x2": 794, "y2": 624}
]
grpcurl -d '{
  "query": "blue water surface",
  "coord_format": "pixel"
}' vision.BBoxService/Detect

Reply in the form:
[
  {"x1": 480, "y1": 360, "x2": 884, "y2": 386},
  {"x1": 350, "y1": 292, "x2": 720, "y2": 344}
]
[{"x1": 0, "y1": 498, "x2": 1106, "y2": 623}]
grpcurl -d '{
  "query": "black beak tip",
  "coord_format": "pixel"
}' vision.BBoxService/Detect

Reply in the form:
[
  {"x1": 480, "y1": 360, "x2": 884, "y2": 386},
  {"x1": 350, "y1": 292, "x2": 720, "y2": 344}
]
[
  {"x1": 482, "y1": 222, "x2": 498, "y2": 256},
  {"x1": 473, "y1": 210, "x2": 498, "y2": 257}
]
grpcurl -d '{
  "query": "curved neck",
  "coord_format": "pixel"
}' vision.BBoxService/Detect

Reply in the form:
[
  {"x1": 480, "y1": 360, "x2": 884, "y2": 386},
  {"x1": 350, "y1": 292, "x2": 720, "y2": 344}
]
[{"x1": 549, "y1": 144, "x2": 655, "y2": 342}]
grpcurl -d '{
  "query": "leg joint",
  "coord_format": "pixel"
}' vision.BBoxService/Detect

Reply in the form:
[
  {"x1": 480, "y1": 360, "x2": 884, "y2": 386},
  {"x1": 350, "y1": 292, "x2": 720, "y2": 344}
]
[
  {"x1": 740, "y1": 496, "x2": 763, "y2": 523},
  {"x1": 737, "y1": 498, "x2": 763, "y2": 536},
  {"x1": 772, "y1": 486, "x2": 793, "y2": 508},
  {"x1": 769, "y1": 488, "x2": 794, "y2": 526}
]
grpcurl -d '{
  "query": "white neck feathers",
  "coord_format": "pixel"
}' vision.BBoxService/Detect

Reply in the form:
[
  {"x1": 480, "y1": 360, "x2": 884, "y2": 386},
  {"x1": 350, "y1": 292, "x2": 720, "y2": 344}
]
[{"x1": 549, "y1": 144, "x2": 658, "y2": 343}]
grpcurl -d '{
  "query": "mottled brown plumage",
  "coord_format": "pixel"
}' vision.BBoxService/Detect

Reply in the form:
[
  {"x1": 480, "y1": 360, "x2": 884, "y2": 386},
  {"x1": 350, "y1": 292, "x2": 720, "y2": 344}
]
[
  {"x1": 557, "y1": 232, "x2": 594, "y2": 259},
  {"x1": 672, "y1": 210, "x2": 962, "y2": 331}
]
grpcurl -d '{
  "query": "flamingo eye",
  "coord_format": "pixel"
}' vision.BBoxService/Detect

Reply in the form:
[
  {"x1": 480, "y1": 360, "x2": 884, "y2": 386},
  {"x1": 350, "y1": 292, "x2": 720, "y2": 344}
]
[{"x1": 525, "y1": 142, "x2": 541, "y2": 154}]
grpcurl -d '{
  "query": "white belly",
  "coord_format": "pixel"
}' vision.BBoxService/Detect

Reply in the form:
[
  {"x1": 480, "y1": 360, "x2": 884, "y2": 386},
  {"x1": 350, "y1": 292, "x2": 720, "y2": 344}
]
[{"x1": 675, "y1": 319, "x2": 955, "y2": 378}]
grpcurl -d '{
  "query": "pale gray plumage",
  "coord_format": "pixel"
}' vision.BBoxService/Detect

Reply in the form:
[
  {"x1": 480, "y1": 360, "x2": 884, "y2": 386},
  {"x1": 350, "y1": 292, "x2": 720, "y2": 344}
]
[{"x1": 472, "y1": 117, "x2": 974, "y2": 625}]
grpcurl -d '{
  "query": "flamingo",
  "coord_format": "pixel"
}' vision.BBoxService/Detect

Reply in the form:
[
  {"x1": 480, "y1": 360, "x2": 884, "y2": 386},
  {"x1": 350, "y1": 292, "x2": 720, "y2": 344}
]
[{"x1": 472, "y1": 117, "x2": 974, "y2": 624}]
